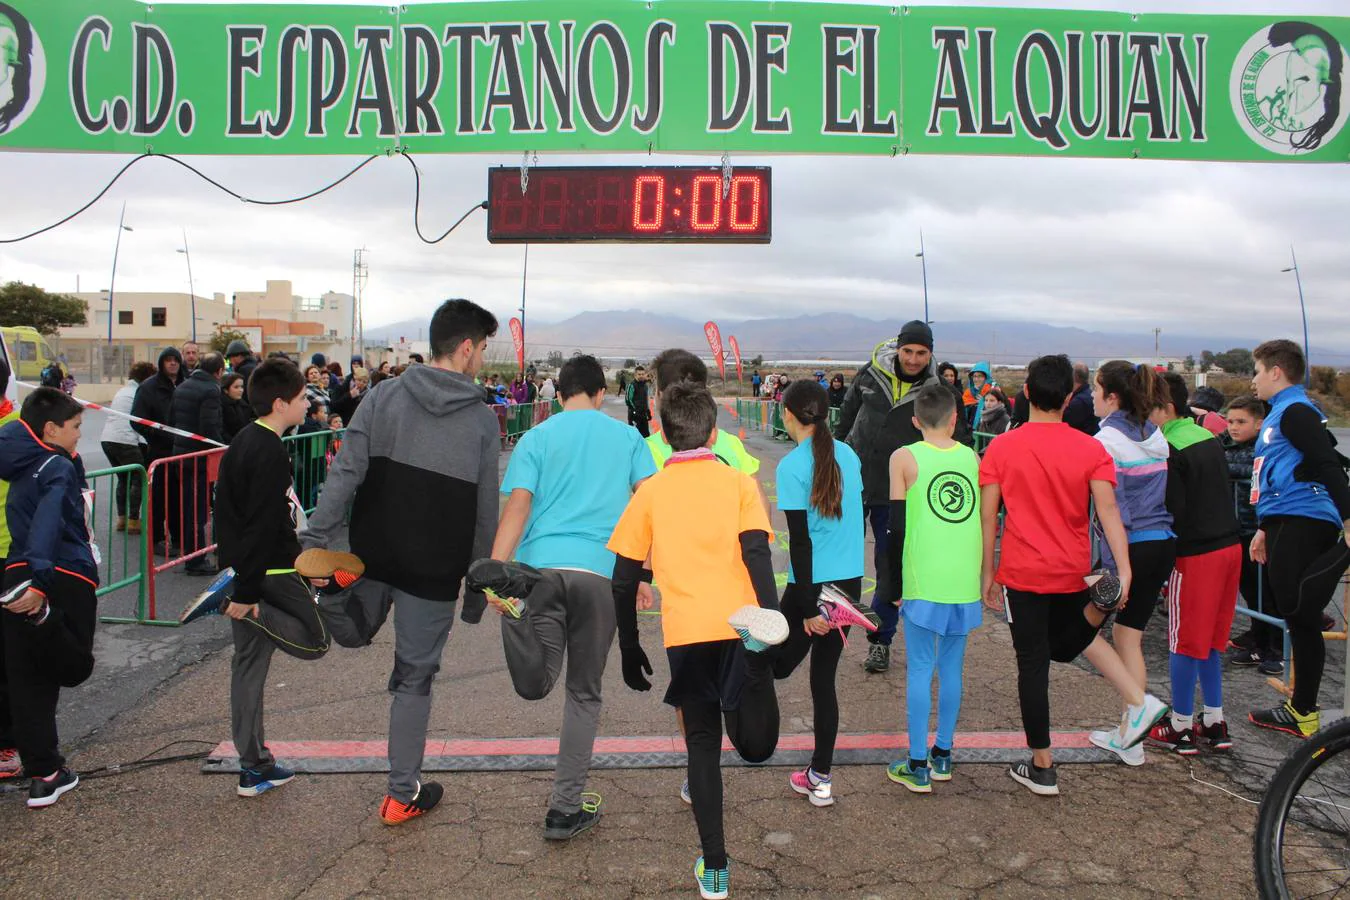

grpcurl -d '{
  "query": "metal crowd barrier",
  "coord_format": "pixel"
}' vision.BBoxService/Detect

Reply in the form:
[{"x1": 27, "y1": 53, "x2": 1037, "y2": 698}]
[
  {"x1": 283, "y1": 428, "x2": 346, "y2": 515},
  {"x1": 85, "y1": 463, "x2": 152, "y2": 625}
]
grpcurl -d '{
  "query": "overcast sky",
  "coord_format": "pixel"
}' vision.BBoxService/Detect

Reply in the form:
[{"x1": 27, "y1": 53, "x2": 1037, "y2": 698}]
[{"x1": 1, "y1": 0, "x2": 1346, "y2": 349}]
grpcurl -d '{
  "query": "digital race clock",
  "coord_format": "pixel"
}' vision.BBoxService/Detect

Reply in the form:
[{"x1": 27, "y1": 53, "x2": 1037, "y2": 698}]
[{"x1": 487, "y1": 166, "x2": 771, "y2": 244}]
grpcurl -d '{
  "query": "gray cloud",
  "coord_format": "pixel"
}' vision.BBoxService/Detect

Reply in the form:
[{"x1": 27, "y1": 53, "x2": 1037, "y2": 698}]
[{"x1": 1, "y1": 0, "x2": 1347, "y2": 350}]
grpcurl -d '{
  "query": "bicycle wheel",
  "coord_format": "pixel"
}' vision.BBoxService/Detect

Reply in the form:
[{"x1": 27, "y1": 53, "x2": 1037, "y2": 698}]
[{"x1": 1255, "y1": 717, "x2": 1350, "y2": 899}]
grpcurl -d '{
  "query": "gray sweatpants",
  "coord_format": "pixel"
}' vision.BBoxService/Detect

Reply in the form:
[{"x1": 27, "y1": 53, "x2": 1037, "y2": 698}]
[
  {"x1": 388, "y1": 591, "x2": 457, "y2": 802},
  {"x1": 231, "y1": 573, "x2": 331, "y2": 770},
  {"x1": 500, "y1": 569, "x2": 615, "y2": 814}
]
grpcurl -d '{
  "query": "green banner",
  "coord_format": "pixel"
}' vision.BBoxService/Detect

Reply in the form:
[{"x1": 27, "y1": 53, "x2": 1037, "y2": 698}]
[{"x1": 0, "y1": 1, "x2": 1345, "y2": 161}]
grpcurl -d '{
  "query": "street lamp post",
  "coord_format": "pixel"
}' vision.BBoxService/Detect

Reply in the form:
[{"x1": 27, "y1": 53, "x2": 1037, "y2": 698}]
[
  {"x1": 915, "y1": 230, "x2": 930, "y2": 323},
  {"x1": 107, "y1": 202, "x2": 133, "y2": 346},
  {"x1": 177, "y1": 229, "x2": 197, "y2": 342},
  {"x1": 518, "y1": 243, "x2": 529, "y2": 376},
  {"x1": 1281, "y1": 246, "x2": 1311, "y2": 386}
]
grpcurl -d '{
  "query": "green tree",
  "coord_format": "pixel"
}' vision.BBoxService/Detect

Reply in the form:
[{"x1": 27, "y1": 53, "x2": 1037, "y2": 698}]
[
  {"x1": 1200, "y1": 350, "x2": 1216, "y2": 371},
  {"x1": 209, "y1": 328, "x2": 250, "y2": 355},
  {"x1": 1183, "y1": 354, "x2": 1195, "y2": 371},
  {"x1": 1212, "y1": 347, "x2": 1255, "y2": 375},
  {"x1": 750, "y1": 354, "x2": 764, "y2": 367},
  {"x1": 624, "y1": 357, "x2": 638, "y2": 369},
  {"x1": 0, "y1": 281, "x2": 88, "y2": 335}
]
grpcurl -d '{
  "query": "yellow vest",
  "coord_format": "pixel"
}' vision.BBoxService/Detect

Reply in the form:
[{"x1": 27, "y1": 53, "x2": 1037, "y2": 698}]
[{"x1": 0, "y1": 405, "x2": 21, "y2": 559}]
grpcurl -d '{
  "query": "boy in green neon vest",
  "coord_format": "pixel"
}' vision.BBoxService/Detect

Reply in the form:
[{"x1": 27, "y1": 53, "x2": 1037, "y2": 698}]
[{"x1": 878, "y1": 384, "x2": 983, "y2": 792}]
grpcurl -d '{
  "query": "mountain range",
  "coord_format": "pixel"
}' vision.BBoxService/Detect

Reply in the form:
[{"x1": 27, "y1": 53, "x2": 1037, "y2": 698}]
[{"x1": 367, "y1": 311, "x2": 1350, "y2": 367}]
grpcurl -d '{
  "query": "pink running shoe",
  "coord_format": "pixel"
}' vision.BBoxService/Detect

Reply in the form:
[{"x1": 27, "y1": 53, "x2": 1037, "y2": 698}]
[
  {"x1": 817, "y1": 583, "x2": 877, "y2": 645},
  {"x1": 789, "y1": 768, "x2": 834, "y2": 807}
]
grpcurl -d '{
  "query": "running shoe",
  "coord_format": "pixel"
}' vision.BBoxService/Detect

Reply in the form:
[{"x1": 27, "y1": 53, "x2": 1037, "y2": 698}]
[
  {"x1": 465, "y1": 558, "x2": 543, "y2": 600},
  {"x1": 727, "y1": 606, "x2": 788, "y2": 652},
  {"x1": 488, "y1": 593, "x2": 527, "y2": 619},
  {"x1": 0, "y1": 747, "x2": 21, "y2": 779},
  {"x1": 789, "y1": 768, "x2": 834, "y2": 807},
  {"x1": 1258, "y1": 657, "x2": 1286, "y2": 677},
  {"x1": 817, "y1": 583, "x2": 878, "y2": 642},
  {"x1": 1084, "y1": 569, "x2": 1122, "y2": 613},
  {"x1": 295, "y1": 548, "x2": 365, "y2": 594},
  {"x1": 1146, "y1": 720, "x2": 1198, "y2": 756},
  {"x1": 1118, "y1": 694, "x2": 1170, "y2": 749},
  {"x1": 680, "y1": 778, "x2": 691, "y2": 805},
  {"x1": 694, "y1": 857, "x2": 729, "y2": 900},
  {"x1": 379, "y1": 780, "x2": 444, "y2": 825},
  {"x1": 886, "y1": 759, "x2": 932, "y2": 793},
  {"x1": 1008, "y1": 761, "x2": 1059, "y2": 797},
  {"x1": 1227, "y1": 647, "x2": 1262, "y2": 667},
  {"x1": 0, "y1": 579, "x2": 32, "y2": 607},
  {"x1": 1089, "y1": 728, "x2": 1145, "y2": 766},
  {"x1": 1228, "y1": 630, "x2": 1257, "y2": 652},
  {"x1": 27, "y1": 767, "x2": 78, "y2": 809},
  {"x1": 1195, "y1": 719, "x2": 1233, "y2": 752},
  {"x1": 862, "y1": 643, "x2": 890, "y2": 673},
  {"x1": 180, "y1": 567, "x2": 235, "y2": 625},
  {"x1": 237, "y1": 762, "x2": 295, "y2": 797},
  {"x1": 1250, "y1": 702, "x2": 1320, "y2": 739},
  {"x1": 543, "y1": 793, "x2": 602, "y2": 841},
  {"x1": 929, "y1": 750, "x2": 953, "y2": 781}
]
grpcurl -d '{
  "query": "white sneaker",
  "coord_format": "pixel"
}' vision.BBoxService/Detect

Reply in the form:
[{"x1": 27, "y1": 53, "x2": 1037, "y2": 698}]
[
  {"x1": 727, "y1": 606, "x2": 789, "y2": 651},
  {"x1": 1118, "y1": 694, "x2": 1170, "y2": 749},
  {"x1": 1089, "y1": 728, "x2": 1145, "y2": 766}
]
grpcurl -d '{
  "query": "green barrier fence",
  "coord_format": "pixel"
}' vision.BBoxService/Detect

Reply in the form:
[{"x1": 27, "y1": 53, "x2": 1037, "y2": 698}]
[
  {"x1": 283, "y1": 428, "x2": 347, "y2": 515},
  {"x1": 86, "y1": 463, "x2": 152, "y2": 625},
  {"x1": 734, "y1": 399, "x2": 840, "y2": 439}
]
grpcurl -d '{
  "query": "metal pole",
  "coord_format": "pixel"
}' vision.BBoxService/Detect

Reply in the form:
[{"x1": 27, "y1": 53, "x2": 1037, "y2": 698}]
[
  {"x1": 1153, "y1": 327, "x2": 1162, "y2": 367},
  {"x1": 1290, "y1": 246, "x2": 1310, "y2": 386},
  {"x1": 107, "y1": 202, "x2": 130, "y2": 346},
  {"x1": 519, "y1": 243, "x2": 529, "y2": 376},
  {"x1": 916, "y1": 230, "x2": 929, "y2": 323},
  {"x1": 178, "y1": 230, "x2": 196, "y2": 343}
]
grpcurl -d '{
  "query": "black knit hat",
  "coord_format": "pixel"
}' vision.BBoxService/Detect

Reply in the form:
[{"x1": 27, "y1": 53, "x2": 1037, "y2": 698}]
[{"x1": 897, "y1": 320, "x2": 934, "y2": 350}]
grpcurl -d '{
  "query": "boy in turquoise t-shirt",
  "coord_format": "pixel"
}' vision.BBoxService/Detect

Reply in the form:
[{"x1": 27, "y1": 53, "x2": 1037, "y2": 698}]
[
  {"x1": 880, "y1": 385, "x2": 984, "y2": 792},
  {"x1": 481, "y1": 355, "x2": 656, "y2": 841}
]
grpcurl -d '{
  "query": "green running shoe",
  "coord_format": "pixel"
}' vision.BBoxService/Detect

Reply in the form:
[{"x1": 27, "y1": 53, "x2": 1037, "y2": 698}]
[
  {"x1": 929, "y1": 750, "x2": 953, "y2": 781},
  {"x1": 886, "y1": 759, "x2": 932, "y2": 793},
  {"x1": 694, "y1": 857, "x2": 729, "y2": 899}
]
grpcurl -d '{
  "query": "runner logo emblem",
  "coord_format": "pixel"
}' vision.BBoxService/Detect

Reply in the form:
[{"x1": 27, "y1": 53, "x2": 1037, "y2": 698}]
[
  {"x1": 927, "y1": 471, "x2": 976, "y2": 524},
  {"x1": 1231, "y1": 21, "x2": 1348, "y2": 155},
  {"x1": 0, "y1": 3, "x2": 44, "y2": 136}
]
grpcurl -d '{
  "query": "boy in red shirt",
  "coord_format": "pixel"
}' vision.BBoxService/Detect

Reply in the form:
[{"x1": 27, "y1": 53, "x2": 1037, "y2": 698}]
[{"x1": 980, "y1": 355, "x2": 1170, "y2": 796}]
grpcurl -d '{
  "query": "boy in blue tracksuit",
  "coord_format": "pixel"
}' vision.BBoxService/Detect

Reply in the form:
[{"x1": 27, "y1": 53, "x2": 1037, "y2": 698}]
[
  {"x1": 1246, "y1": 341, "x2": 1350, "y2": 738},
  {"x1": 0, "y1": 387, "x2": 100, "y2": 808}
]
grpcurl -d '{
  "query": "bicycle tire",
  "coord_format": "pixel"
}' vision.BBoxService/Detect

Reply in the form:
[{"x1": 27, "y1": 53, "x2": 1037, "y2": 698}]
[{"x1": 1254, "y1": 717, "x2": 1350, "y2": 899}]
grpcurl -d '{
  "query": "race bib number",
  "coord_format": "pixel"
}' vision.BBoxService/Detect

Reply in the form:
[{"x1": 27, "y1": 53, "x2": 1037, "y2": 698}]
[{"x1": 1250, "y1": 456, "x2": 1264, "y2": 506}]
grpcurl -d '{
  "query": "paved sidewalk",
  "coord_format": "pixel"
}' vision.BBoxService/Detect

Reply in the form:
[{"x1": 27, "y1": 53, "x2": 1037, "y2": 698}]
[{"x1": 0, "y1": 402, "x2": 1330, "y2": 898}]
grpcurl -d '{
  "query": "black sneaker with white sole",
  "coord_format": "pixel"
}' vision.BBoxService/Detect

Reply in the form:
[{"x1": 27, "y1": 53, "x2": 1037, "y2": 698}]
[
  {"x1": 543, "y1": 806, "x2": 601, "y2": 841},
  {"x1": 1008, "y1": 761, "x2": 1059, "y2": 796},
  {"x1": 28, "y1": 767, "x2": 79, "y2": 808}
]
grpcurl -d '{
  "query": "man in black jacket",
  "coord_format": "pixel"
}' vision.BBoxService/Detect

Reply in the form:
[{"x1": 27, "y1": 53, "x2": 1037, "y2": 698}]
[
  {"x1": 171, "y1": 352, "x2": 226, "y2": 574},
  {"x1": 131, "y1": 347, "x2": 184, "y2": 553},
  {"x1": 1063, "y1": 363, "x2": 1099, "y2": 436},
  {"x1": 833, "y1": 320, "x2": 971, "y2": 673},
  {"x1": 226, "y1": 340, "x2": 259, "y2": 402}
]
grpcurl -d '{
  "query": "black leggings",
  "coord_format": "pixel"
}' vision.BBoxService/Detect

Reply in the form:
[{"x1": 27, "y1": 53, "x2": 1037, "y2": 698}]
[
  {"x1": 1265, "y1": 517, "x2": 1350, "y2": 714},
  {"x1": 682, "y1": 652, "x2": 780, "y2": 870},
  {"x1": 1005, "y1": 589, "x2": 1100, "y2": 751},
  {"x1": 1111, "y1": 538, "x2": 1176, "y2": 632},
  {"x1": 772, "y1": 578, "x2": 860, "y2": 774}
]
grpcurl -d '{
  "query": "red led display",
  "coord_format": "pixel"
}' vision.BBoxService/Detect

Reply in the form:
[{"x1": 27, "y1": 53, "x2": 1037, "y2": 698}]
[{"x1": 487, "y1": 166, "x2": 771, "y2": 244}]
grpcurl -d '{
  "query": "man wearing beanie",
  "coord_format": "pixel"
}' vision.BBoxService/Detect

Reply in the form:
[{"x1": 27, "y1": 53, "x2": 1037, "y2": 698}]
[{"x1": 834, "y1": 319, "x2": 972, "y2": 673}]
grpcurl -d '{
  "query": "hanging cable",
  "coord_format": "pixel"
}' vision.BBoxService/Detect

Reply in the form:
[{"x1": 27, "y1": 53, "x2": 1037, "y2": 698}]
[
  {"x1": 0, "y1": 150, "x2": 484, "y2": 245},
  {"x1": 397, "y1": 149, "x2": 488, "y2": 244}
]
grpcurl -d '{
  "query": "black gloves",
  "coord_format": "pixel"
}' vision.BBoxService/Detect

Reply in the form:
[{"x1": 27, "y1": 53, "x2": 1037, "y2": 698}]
[{"x1": 620, "y1": 643, "x2": 653, "y2": 692}]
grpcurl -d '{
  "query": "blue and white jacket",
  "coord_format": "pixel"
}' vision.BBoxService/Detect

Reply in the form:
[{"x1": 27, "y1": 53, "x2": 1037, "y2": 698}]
[{"x1": 1094, "y1": 411, "x2": 1174, "y2": 571}]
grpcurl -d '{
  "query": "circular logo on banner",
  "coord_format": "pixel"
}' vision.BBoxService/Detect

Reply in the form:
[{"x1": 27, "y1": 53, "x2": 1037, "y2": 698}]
[
  {"x1": 926, "y1": 471, "x2": 976, "y2": 524},
  {"x1": 0, "y1": 3, "x2": 46, "y2": 136},
  {"x1": 1231, "y1": 22, "x2": 1349, "y2": 156}
]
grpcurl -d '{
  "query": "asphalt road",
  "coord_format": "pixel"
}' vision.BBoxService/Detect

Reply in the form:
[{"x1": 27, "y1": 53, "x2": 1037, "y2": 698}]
[{"x1": 0, "y1": 397, "x2": 1338, "y2": 897}]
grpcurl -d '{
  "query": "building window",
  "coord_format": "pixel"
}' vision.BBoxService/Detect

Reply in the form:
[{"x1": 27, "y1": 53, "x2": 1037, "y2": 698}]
[
  {"x1": 151, "y1": 307, "x2": 167, "y2": 327},
  {"x1": 329, "y1": 297, "x2": 340, "y2": 310},
  {"x1": 299, "y1": 296, "x2": 324, "y2": 312},
  {"x1": 118, "y1": 310, "x2": 133, "y2": 325}
]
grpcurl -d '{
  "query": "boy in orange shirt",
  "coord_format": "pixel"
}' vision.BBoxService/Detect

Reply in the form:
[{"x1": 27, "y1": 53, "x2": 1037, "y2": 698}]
[{"x1": 609, "y1": 382, "x2": 787, "y2": 900}]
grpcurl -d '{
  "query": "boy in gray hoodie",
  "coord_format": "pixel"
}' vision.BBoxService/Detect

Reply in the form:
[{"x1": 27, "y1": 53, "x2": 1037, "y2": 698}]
[{"x1": 299, "y1": 299, "x2": 502, "y2": 826}]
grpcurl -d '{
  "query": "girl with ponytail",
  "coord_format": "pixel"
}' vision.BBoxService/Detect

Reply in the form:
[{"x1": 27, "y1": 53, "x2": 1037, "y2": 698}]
[
  {"x1": 773, "y1": 380, "x2": 872, "y2": 807},
  {"x1": 1085, "y1": 361, "x2": 1177, "y2": 764}
]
